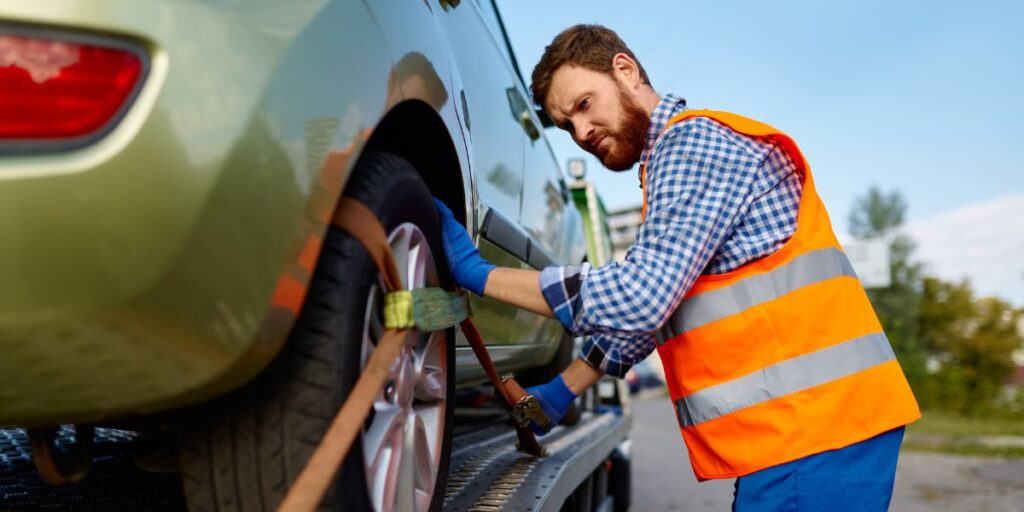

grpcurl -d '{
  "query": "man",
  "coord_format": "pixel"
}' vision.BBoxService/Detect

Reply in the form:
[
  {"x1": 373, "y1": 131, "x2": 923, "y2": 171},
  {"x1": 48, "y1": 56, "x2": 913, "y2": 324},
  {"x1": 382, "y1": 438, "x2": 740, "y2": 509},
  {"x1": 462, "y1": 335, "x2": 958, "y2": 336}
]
[{"x1": 434, "y1": 24, "x2": 919, "y2": 510}]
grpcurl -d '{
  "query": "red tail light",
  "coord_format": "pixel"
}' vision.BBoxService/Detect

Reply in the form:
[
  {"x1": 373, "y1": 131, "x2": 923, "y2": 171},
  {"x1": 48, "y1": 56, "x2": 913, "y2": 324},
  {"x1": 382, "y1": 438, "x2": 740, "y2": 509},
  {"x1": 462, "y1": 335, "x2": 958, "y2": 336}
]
[{"x1": 0, "y1": 31, "x2": 145, "y2": 144}]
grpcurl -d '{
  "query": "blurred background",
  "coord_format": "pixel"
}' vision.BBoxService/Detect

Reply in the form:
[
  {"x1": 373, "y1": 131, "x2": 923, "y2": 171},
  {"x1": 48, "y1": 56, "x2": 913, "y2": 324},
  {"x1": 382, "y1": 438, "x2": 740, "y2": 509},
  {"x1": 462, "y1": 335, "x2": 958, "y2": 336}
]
[{"x1": 498, "y1": 0, "x2": 1024, "y2": 510}]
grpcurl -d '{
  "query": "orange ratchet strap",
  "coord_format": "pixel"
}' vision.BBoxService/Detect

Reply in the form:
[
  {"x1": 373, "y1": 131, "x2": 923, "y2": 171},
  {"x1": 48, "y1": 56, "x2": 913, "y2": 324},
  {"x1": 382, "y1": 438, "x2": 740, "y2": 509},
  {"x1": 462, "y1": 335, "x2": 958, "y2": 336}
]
[{"x1": 278, "y1": 197, "x2": 544, "y2": 512}]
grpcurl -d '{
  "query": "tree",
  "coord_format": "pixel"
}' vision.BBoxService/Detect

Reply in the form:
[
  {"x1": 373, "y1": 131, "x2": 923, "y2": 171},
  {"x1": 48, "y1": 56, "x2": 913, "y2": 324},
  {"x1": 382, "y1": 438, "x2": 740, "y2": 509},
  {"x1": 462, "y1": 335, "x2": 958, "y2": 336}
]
[
  {"x1": 848, "y1": 186, "x2": 907, "y2": 238},
  {"x1": 961, "y1": 298, "x2": 1022, "y2": 414},
  {"x1": 849, "y1": 187, "x2": 1024, "y2": 416},
  {"x1": 917, "y1": 278, "x2": 976, "y2": 411},
  {"x1": 848, "y1": 187, "x2": 927, "y2": 386},
  {"x1": 918, "y1": 277, "x2": 1022, "y2": 415}
]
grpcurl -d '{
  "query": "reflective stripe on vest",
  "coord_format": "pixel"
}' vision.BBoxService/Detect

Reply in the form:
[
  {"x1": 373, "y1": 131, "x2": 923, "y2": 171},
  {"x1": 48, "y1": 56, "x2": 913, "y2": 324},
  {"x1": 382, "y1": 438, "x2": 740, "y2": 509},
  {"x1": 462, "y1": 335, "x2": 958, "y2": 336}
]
[
  {"x1": 656, "y1": 247, "x2": 857, "y2": 344},
  {"x1": 674, "y1": 331, "x2": 895, "y2": 427}
]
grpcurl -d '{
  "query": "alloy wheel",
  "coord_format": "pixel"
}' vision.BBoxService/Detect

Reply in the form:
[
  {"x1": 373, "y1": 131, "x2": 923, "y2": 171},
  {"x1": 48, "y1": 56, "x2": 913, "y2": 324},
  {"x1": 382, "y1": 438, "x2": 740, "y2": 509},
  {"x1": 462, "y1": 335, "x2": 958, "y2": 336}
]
[{"x1": 359, "y1": 222, "x2": 447, "y2": 512}]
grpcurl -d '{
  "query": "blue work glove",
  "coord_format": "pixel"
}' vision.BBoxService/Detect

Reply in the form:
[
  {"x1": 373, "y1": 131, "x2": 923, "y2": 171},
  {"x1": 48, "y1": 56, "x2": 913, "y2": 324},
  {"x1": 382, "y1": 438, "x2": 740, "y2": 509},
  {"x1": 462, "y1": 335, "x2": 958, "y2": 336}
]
[
  {"x1": 525, "y1": 375, "x2": 578, "y2": 435},
  {"x1": 432, "y1": 198, "x2": 496, "y2": 296}
]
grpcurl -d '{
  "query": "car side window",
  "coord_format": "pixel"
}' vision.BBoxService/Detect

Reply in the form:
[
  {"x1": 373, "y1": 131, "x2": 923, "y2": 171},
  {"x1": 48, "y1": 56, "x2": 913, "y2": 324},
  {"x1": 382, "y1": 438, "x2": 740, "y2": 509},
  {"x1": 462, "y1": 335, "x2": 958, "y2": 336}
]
[
  {"x1": 473, "y1": 0, "x2": 505, "y2": 49},
  {"x1": 472, "y1": 0, "x2": 521, "y2": 78}
]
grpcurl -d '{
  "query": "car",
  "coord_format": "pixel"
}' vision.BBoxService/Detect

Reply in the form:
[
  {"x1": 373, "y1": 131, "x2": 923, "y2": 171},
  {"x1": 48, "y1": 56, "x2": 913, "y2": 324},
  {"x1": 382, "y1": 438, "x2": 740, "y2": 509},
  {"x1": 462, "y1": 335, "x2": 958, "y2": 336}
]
[
  {"x1": 0, "y1": 1, "x2": 587, "y2": 510},
  {"x1": 626, "y1": 359, "x2": 666, "y2": 395}
]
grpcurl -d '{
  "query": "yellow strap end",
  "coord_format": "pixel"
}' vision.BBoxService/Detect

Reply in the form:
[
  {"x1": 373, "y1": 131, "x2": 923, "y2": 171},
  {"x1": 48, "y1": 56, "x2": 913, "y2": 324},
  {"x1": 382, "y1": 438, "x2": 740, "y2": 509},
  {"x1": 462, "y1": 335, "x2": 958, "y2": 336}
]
[{"x1": 382, "y1": 290, "x2": 415, "y2": 330}]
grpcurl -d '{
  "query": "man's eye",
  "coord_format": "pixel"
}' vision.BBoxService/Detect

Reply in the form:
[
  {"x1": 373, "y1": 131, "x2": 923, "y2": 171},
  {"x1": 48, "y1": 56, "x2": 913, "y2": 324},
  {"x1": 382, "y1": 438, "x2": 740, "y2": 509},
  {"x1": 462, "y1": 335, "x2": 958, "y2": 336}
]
[{"x1": 579, "y1": 98, "x2": 590, "y2": 110}]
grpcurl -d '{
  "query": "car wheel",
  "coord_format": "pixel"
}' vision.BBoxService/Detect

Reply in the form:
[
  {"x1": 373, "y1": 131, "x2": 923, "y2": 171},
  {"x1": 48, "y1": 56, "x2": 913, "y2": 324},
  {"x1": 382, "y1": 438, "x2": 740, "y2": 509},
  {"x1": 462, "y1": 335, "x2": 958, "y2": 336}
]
[{"x1": 180, "y1": 151, "x2": 454, "y2": 512}]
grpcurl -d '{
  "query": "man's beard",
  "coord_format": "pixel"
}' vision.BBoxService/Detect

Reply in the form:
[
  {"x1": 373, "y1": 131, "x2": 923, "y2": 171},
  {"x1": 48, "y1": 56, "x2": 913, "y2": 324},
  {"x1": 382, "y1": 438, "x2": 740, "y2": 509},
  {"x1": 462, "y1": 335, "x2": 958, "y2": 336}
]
[{"x1": 588, "y1": 85, "x2": 650, "y2": 172}]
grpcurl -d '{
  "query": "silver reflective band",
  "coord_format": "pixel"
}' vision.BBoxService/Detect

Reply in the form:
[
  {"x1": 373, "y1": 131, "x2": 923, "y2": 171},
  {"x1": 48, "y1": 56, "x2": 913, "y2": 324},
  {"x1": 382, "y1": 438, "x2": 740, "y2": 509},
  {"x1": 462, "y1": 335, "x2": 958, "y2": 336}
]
[
  {"x1": 657, "y1": 247, "x2": 857, "y2": 344},
  {"x1": 674, "y1": 332, "x2": 895, "y2": 427}
]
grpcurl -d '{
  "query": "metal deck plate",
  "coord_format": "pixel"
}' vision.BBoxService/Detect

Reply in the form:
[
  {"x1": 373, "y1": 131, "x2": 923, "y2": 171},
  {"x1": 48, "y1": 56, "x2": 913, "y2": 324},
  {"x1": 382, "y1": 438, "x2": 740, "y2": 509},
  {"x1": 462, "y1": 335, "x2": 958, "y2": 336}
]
[
  {"x1": 1, "y1": 409, "x2": 628, "y2": 511},
  {"x1": 444, "y1": 410, "x2": 630, "y2": 512},
  {"x1": 0, "y1": 427, "x2": 183, "y2": 511}
]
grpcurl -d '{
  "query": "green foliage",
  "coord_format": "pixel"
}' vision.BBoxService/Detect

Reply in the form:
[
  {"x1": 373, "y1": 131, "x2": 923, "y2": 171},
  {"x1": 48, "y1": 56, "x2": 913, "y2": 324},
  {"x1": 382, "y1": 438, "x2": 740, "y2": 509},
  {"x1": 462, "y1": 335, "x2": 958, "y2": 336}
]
[
  {"x1": 906, "y1": 410, "x2": 1024, "y2": 458},
  {"x1": 917, "y1": 277, "x2": 1022, "y2": 415},
  {"x1": 849, "y1": 186, "x2": 928, "y2": 388},
  {"x1": 911, "y1": 409, "x2": 1024, "y2": 436},
  {"x1": 849, "y1": 187, "x2": 1024, "y2": 419},
  {"x1": 866, "y1": 233, "x2": 927, "y2": 385},
  {"x1": 918, "y1": 278, "x2": 976, "y2": 355},
  {"x1": 848, "y1": 186, "x2": 906, "y2": 238},
  {"x1": 902, "y1": 438, "x2": 1024, "y2": 458}
]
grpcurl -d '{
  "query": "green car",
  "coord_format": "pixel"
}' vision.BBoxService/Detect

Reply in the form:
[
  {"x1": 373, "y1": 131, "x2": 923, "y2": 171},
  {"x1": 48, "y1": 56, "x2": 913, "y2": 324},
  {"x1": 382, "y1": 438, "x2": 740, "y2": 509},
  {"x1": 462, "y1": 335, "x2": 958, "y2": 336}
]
[{"x1": 0, "y1": 0, "x2": 590, "y2": 510}]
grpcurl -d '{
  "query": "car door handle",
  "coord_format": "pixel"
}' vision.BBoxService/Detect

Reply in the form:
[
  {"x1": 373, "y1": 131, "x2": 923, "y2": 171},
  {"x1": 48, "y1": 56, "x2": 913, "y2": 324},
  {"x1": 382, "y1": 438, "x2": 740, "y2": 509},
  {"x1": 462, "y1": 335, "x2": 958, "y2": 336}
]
[
  {"x1": 480, "y1": 208, "x2": 528, "y2": 262},
  {"x1": 518, "y1": 111, "x2": 540, "y2": 140},
  {"x1": 507, "y1": 87, "x2": 541, "y2": 141},
  {"x1": 480, "y1": 208, "x2": 556, "y2": 269}
]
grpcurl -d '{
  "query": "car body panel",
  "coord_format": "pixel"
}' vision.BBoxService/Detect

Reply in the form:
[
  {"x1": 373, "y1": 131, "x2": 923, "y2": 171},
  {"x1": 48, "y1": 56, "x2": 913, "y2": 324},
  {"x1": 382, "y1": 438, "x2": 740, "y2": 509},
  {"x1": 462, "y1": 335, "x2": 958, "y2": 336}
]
[
  {"x1": 0, "y1": 0, "x2": 587, "y2": 427},
  {"x1": 0, "y1": 0, "x2": 401, "y2": 426}
]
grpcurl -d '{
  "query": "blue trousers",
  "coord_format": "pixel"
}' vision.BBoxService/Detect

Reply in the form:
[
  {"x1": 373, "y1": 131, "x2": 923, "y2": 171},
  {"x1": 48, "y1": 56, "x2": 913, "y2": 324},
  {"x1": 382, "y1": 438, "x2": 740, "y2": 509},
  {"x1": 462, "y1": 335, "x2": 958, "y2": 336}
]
[{"x1": 732, "y1": 427, "x2": 905, "y2": 512}]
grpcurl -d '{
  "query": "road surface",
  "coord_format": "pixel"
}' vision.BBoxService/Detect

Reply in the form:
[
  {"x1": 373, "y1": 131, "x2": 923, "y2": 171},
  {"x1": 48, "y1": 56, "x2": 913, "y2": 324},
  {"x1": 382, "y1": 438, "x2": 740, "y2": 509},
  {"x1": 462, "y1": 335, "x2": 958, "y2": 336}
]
[{"x1": 629, "y1": 391, "x2": 1024, "y2": 511}]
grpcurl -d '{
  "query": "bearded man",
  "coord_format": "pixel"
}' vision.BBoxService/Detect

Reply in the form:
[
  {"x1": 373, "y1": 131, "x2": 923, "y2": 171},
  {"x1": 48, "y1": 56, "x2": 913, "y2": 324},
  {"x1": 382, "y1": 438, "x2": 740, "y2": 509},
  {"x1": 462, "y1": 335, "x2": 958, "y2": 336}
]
[{"x1": 433, "y1": 24, "x2": 919, "y2": 511}]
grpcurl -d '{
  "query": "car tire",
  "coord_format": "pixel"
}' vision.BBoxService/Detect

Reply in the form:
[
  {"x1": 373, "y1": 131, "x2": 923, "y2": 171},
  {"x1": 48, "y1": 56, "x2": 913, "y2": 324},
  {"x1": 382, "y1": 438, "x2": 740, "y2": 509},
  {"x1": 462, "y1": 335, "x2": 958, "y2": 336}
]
[
  {"x1": 180, "y1": 151, "x2": 455, "y2": 512},
  {"x1": 609, "y1": 446, "x2": 632, "y2": 512}
]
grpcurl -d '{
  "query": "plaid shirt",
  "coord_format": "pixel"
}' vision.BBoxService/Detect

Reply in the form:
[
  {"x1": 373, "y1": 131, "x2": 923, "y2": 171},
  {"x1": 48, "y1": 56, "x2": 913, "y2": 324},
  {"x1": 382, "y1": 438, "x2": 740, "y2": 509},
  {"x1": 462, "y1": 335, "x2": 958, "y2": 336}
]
[{"x1": 540, "y1": 94, "x2": 803, "y2": 377}]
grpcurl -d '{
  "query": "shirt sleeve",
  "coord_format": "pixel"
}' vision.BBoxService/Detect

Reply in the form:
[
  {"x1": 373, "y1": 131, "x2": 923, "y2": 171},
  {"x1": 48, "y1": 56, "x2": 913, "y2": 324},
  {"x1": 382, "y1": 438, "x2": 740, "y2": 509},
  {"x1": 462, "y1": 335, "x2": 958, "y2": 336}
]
[
  {"x1": 539, "y1": 263, "x2": 590, "y2": 331},
  {"x1": 536, "y1": 264, "x2": 656, "y2": 377},
  {"x1": 540, "y1": 117, "x2": 775, "y2": 341},
  {"x1": 578, "y1": 331, "x2": 658, "y2": 378}
]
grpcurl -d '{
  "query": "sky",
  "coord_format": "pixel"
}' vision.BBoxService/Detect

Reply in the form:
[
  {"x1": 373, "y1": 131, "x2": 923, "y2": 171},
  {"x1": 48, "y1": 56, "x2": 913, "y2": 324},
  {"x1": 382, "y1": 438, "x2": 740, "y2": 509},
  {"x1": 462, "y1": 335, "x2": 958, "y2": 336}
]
[{"x1": 497, "y1": 0, "x2": 1024, "y2": 306}]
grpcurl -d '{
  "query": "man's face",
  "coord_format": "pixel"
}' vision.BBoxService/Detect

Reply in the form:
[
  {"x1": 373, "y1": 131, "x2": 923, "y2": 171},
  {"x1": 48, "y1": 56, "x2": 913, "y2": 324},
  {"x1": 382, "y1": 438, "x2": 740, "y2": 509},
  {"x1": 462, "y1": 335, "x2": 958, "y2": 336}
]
[{"x1": 544, "y1": 65, "x2": 650, "y2": 171}]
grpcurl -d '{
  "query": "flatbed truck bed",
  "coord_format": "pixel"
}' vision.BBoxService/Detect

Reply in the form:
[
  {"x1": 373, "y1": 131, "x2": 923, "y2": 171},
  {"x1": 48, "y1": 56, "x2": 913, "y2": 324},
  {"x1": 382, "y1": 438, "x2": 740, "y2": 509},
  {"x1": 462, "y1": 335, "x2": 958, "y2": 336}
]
[
  {"x1": 0, "y1": 380, "x2": 633, "y2": 512},
  {"x1": 446, "y1": 411, "x2": 631, "y2": 511}
]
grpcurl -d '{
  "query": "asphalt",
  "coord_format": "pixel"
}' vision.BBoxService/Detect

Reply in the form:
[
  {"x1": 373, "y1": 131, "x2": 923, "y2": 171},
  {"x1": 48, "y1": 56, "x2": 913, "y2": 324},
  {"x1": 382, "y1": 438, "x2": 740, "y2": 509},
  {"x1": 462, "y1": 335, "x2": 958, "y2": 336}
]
[
  {"x1": 629, "y1": 390, "x2": 1024, "y2": 511},
  {"x1": 630, "y1": 391, "x2": 735, "y2": 512}
]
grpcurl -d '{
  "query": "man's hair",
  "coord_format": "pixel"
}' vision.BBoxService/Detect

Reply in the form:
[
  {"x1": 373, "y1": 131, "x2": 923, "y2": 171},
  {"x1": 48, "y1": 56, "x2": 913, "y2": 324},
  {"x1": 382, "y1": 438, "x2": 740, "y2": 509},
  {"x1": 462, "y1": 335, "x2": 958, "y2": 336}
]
[{"x1": 530, "y1": 24, "x2": 650, "y2": 110}]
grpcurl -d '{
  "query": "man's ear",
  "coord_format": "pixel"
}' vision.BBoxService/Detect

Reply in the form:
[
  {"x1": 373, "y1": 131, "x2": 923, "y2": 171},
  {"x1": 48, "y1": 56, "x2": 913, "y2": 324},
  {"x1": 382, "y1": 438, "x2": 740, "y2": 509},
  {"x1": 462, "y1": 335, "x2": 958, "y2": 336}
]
[{"x1": 611, "y1": 52, "x2": 642, "y2": 88}]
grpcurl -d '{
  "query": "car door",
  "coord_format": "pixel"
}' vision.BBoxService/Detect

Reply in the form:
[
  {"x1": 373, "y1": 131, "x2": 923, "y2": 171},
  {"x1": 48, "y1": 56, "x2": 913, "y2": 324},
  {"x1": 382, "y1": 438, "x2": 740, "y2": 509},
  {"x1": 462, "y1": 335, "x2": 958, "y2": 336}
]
[
  {"x1": 473, "y1": 0, "x2": 585, "y2": 349},
  {"x1": 431, "y1": 0, "x2": 540, "y2": 362}
]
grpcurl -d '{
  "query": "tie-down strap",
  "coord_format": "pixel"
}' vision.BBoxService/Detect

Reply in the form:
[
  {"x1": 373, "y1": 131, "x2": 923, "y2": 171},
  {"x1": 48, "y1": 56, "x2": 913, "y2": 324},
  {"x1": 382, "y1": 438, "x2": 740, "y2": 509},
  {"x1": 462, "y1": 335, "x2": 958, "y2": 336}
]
[
  {"x1": 278, "y1": 197, "x2": 545, "y2": 512},
  {"x1": 379, "y1": 283, "x2": 553, "y2": 438},
  {"x1": 383, "y1": 287, "x2": 471, "y2": 332}
]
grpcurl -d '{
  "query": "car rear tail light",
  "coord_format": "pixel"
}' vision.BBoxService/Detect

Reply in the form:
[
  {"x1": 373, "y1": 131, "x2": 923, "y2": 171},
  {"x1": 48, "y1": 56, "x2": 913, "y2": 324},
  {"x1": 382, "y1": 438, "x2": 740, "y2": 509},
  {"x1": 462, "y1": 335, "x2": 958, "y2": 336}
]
[{"x1": 0, "y1": 30, "x2": 146, "y2": 145}]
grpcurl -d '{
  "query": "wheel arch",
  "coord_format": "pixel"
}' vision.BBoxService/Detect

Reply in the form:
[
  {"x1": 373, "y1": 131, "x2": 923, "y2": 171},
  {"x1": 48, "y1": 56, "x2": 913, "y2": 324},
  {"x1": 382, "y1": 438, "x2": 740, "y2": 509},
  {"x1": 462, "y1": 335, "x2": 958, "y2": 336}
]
[
  {"x1": 363, "y1": 99, "x2": 470, "y2": 226},
  {"x1": 158, "y1": 100, "x2": 473, "y2": 426}
]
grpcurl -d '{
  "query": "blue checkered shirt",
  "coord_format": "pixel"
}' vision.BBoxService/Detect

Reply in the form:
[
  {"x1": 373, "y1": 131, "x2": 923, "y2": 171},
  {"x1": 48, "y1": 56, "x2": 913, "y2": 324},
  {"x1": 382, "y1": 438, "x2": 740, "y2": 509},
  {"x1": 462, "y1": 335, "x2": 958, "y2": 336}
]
[{"x1": 540, "y1": 94, "x2": 803, "y2": 377}]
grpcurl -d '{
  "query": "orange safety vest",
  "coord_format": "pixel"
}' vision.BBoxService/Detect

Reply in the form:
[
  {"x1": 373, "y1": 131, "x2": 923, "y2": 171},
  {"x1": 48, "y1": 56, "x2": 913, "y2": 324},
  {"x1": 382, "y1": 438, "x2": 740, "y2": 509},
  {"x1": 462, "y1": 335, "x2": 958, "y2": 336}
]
[{"x1": 641, "y1": 110, "x2": 920, "y2": 481}]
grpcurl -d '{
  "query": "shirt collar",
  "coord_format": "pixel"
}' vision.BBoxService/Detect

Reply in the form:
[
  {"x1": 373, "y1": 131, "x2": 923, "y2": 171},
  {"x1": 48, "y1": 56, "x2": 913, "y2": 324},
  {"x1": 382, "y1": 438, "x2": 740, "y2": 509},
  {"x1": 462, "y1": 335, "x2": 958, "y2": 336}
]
[{"x1": 639, "y1": 93, "x2": 687, "y2": 167}]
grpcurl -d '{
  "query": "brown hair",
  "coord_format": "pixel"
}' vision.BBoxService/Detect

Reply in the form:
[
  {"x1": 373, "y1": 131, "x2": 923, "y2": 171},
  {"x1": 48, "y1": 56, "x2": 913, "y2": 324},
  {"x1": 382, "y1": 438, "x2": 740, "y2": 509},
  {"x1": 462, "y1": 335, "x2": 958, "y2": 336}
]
[{"x1": 530, "y1": 24, "x2": 650, "y2": 110}]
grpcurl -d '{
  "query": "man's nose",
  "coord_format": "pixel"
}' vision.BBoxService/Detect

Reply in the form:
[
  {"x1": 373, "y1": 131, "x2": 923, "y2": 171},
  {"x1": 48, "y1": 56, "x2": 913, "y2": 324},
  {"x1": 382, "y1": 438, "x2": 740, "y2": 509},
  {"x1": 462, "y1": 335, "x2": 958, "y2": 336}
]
[{"x1": 575, "y1": 121, "x2": 594, "y2": 145}]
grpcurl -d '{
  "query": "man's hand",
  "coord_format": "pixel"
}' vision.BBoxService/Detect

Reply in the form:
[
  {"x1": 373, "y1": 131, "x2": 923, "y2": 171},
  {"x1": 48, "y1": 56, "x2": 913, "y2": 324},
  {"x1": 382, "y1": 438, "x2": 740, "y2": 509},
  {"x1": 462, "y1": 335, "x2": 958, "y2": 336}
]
[
  {"x1": 433, "y1": 198, "x2": 496, "y2": 296},
  {"x1": 525, "y1": 374, "x2": 578, "y2": 435}
]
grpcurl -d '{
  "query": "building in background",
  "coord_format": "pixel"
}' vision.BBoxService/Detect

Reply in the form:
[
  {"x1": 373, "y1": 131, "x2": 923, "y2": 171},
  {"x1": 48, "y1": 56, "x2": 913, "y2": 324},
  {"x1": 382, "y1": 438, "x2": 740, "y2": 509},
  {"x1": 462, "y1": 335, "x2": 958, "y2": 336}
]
[
  {"x1": 566, "y1": 159, "x2": 615, "y2": 266},
  {"x1": 607, "y1": 205, "x2": 643, "y2": 261}
]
